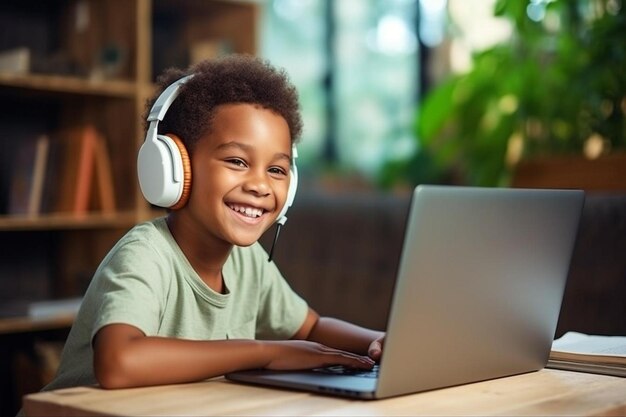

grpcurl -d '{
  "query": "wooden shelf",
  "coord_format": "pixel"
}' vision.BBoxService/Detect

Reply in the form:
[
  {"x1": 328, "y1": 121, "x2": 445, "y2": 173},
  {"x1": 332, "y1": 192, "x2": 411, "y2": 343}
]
[
  {"x1": 0, "y1": 0, "x2": 260, "y2": 289},
  {"x1": 0, "y1": 314, "x2": 75, "y2": 336},
  {"x1": 0, "y1": 73, "x2": 138, "y2": 98},
  {"x1": 0, "y1": 2, "x2": 260, "y2": 413},
  {"x1": 0, "y1": 211, "x2": 145, "y2": 231}
]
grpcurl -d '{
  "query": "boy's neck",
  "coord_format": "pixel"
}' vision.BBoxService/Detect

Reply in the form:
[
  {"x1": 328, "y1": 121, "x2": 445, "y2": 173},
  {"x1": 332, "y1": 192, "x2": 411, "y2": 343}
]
[{"x1": 165, "y1": 213, "x2": 232, "y2": 293}]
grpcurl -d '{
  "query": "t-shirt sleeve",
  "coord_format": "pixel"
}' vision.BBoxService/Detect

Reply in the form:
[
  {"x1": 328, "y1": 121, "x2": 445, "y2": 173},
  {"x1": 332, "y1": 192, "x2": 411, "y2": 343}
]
[
  {"x1": 249, "y1": 244, "x2": 309, "y2": 340},
  {"x1": 90, "y1": 239, "x2": 167, "y2": 342}
]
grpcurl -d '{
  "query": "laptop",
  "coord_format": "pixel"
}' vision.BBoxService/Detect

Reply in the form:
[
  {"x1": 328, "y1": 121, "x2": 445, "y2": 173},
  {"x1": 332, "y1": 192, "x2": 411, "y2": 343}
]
[{"x1": 226, "y1": 185, "x2": 585, "y2": 399}]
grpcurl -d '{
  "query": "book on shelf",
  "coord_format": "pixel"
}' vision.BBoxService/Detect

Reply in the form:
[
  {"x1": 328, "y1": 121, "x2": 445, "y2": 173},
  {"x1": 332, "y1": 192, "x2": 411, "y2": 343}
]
[
  {"x1": 54, "y1": 125, "x2": 98, "y2": 215},
  {"x1": 3, "y1": 123, "x2": 117, "y2": 218},
  {"x1": 49, "y1": 125, "x2": 116, "y2": 216},
  {"x1": 28, "y1": 135, "x2": 50, "y2": 215},
  {"x1": 547, "y1": 331, "x2": 626, "y2": 377},
  {"x1": 40, "y1": 133, "x2": 62, "y2": 214},
  {"x1": 8, "y1": 134, "x2": 50, "y2": 216},
  {"x1": 92, "y1": 131, "x2": 116, "y2": 214},
  {"x1": 0, "y1": 46, "x2": 30, "y2": 74},
  {"x1": 7, "y1": 136, "x2": 36, "y2": 214}
]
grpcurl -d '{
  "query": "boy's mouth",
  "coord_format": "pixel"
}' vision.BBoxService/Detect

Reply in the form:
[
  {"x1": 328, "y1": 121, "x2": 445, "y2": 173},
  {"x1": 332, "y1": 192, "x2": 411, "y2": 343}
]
[{"x1": 227, "y1": 203, "x2": 266, "y2": 219}]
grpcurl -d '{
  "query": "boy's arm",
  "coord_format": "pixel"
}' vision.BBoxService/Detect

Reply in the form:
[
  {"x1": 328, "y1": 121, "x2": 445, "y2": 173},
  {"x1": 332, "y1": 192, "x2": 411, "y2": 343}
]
[
  {"x1": 295, "y1": 309, "x2": 386, "y2": 361},
  {"x1": 93, "y1": 322, "x2": 374, "y2": 389}
]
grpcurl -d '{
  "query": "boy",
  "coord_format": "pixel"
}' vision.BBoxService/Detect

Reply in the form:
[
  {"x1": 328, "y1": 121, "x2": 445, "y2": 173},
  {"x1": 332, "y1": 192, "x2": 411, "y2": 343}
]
[{"x1": 43, "y1": 54, "x2": 384, "y2": 391}]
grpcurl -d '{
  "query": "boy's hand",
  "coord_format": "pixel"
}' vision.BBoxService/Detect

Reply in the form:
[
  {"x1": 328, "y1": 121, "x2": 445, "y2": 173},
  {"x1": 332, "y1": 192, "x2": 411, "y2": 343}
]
[
  {"x1": 263, "y1": 340, "x2": 375, "y2": 370},
  {"x1": 367, "y1": 336, "x2": 385, "y2": 361}
]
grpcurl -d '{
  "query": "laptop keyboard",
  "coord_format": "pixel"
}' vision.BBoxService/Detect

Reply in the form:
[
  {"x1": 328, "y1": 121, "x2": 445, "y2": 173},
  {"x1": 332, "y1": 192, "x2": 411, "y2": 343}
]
[{"x1": 312, "y1": 364, "x2": 380, "y2": 379}]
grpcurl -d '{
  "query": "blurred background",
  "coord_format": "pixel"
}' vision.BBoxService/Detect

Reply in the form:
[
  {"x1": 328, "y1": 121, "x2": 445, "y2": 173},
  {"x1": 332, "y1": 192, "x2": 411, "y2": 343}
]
[
  {"x1": 260, "y1": 0, "x2": 626, "y2": 192},
  {"x1": 1, "y1": 0, "x2": 625, "y2": 415}
]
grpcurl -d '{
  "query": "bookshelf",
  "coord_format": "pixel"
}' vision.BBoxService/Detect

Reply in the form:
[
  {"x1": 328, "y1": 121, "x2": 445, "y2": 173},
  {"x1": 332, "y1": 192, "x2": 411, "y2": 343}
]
[
  {"x1": 0, "y1": 0, "x2": 259, "y2": 414},
  {"x1": 0, "y1": 0, "x2": 260, "y2": 299}
]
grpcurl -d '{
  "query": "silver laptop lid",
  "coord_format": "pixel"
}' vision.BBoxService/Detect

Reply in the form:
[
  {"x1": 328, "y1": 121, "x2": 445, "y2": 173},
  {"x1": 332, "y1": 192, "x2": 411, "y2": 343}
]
[{"x1": 376, "y1": 185, "x2": 584, "y2": 398}]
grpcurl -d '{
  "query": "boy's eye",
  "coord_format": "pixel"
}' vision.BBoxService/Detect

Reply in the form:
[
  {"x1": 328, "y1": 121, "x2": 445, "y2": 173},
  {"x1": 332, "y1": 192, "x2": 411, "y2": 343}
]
[
  {"x1": 269, "y1": 167, "x2": 288, "y2": 176},
  {"x1": 226, "y1": 158, "x2": 247, "y2": 168}
]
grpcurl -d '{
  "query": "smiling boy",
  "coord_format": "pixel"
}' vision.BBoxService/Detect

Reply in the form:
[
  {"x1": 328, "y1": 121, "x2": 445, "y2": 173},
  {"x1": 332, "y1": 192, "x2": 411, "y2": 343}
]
[{"x1": 41, "y1": 55, "x2": 383, "y2": 391}]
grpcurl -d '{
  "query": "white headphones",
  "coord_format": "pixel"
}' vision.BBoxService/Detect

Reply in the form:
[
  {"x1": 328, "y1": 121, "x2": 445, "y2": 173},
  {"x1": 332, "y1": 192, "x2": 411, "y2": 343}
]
[{"x1": 137, "y1": 74, "x2": 298, "y2": 225}]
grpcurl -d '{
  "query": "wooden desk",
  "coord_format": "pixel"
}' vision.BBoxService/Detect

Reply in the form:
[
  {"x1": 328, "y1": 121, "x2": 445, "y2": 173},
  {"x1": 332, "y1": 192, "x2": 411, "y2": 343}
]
[{"x1": 23, "y1": 369, "x2": 626, "y2": 416}]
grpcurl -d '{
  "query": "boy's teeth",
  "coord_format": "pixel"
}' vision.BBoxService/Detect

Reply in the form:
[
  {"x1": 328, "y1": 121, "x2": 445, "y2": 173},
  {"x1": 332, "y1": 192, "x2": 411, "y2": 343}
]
[{"x1": 229, "y1": 204, "x2": 263, "y2": 218}]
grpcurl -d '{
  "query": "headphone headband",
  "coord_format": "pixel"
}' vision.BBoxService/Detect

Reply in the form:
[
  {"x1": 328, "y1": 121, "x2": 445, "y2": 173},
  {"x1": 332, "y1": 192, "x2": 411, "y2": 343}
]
[{"x1": 147, "y1": 75, "x2": 194, "y2": 123}]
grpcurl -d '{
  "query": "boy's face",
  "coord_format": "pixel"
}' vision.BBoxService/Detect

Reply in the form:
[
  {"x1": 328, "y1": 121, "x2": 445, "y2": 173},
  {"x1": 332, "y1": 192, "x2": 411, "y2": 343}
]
[{"x1": 185, "y1": 103, "x2": 292, "y2": 247}]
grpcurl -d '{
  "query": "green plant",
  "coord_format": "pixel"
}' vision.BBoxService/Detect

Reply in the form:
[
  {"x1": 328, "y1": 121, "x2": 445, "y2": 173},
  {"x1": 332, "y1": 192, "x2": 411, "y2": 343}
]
[{"x1": 382, "y1": 0, "x2": 626, "y2": 188}]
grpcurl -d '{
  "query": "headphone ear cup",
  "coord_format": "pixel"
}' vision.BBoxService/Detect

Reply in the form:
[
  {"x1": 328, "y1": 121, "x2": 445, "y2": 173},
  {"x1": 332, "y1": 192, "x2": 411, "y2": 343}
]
[
  {"x1": 137, "y1": 132, "x2": 191, "y2": 209},
  {"x1": 167, "y1": 134, "x2": 192, "y2": 210}
]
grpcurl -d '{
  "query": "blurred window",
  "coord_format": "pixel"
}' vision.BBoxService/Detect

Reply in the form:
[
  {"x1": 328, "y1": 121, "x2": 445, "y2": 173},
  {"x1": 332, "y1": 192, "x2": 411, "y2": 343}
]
[{"x1": 261, "y1": 0, "x2": 419, "y2": 181}]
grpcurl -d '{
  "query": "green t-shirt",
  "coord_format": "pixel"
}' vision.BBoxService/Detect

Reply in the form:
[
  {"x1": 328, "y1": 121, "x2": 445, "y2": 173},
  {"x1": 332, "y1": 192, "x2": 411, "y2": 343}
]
[{"x1": 43, "y1": 217, "x2": 308, "y2": 390}]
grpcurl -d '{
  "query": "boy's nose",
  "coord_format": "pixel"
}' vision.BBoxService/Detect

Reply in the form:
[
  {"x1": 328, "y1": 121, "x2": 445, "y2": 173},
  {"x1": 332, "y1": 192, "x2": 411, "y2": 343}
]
[{"x1": 242, "y1": 172, "x2": 271, "y2": 196}]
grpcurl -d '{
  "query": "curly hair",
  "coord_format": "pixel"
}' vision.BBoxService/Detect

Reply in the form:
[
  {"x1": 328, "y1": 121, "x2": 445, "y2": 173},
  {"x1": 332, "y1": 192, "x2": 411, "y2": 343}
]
[{"x1": 145, "y1": 54, "x2": 303, "y2": 153}]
